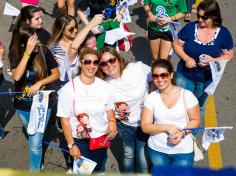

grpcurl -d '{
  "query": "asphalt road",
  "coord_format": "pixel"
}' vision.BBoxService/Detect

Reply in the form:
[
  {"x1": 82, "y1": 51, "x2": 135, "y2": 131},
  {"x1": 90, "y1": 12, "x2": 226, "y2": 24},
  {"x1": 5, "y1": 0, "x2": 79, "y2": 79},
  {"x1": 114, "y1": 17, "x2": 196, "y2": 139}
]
[{"x1": 0, "y1": 0, "x2": 235, "y2": 173}]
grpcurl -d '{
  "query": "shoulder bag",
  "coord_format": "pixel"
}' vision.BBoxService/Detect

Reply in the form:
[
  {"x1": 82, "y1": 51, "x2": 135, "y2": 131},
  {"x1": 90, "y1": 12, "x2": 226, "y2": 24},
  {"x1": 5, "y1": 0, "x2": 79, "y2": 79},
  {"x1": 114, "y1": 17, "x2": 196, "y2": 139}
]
[{"x1": 183, "y1": 90, "x2": 204, "y2": 162}]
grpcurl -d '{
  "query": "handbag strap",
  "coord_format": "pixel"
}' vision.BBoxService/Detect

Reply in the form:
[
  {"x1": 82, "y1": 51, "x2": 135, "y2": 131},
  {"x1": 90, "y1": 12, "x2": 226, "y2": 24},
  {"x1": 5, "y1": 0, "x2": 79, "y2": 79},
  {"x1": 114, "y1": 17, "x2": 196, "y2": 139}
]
[
  {"x1": 182, "y1": 89, "x2": 189, "y2": 124},
  {"x1": 72, "y1": 79, "x2": 91, "y2": 138}
]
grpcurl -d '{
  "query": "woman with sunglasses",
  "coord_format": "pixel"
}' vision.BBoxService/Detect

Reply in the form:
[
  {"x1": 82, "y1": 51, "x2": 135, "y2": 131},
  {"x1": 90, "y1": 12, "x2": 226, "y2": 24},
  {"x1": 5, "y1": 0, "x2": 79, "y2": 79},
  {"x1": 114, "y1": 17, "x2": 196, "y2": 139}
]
[
  {"x1": 57, "y1": 48, "x2": 117, "y2": 173},
  {"x1": 173, "y1": 0, "x2": 234, "y2": 119},
  {"x1": 99, "y1": 46, "x2": 151, "y2": 173},
  {"x1": 144, "y1": 0, "x2": 187, "y2": 62},
  {"x1": 8, "y1": 26, "x2": 60, "y2": 171},
  {"x1": 141, "y1": 59, "x2": 201, "y2": 167},
  {"x1": 48, "y1": 14, "x2": 78, "y2": 86}
]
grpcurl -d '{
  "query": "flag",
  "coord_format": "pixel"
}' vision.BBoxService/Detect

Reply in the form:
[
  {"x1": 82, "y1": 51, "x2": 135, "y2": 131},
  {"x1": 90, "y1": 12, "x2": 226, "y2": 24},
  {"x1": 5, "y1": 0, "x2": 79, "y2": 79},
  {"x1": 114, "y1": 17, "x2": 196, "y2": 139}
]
[
  {"x1": 27, "y1": 90, "x2": 53, "y2": 135},
  {"x1": 202, "y1": 127, "x2": 233, "y2": 150},
  {"x1": 3, "y1": 2, "x2": 20, "y2": 16},
  {"x1": 204, "y1": 60, "x2": 228, "y2": 95}
]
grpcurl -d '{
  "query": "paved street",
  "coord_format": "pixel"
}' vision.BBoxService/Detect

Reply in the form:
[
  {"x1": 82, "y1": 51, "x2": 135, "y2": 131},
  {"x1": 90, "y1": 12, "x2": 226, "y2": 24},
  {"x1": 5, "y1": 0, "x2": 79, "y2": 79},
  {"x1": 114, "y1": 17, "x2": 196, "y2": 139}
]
[{"x1": 0, "y1": 0, "x2": 235, "y2": 173}]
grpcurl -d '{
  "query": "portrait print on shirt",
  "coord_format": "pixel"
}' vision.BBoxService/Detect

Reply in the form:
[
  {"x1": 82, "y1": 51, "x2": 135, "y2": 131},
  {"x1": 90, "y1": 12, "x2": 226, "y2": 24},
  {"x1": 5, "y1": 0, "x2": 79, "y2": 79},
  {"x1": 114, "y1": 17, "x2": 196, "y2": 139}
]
[
  {"x1": 115, "y1": 102, "x2": 130, "y2": 122},
  {"x1": 76, "y1": 113, "x2": 92, "y2": 139}
]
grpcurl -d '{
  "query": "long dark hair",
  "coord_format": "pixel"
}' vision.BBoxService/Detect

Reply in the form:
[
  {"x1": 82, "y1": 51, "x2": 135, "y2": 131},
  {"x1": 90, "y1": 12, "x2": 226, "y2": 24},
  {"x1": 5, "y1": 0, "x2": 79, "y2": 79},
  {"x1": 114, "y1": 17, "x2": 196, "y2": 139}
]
[
  {"x1": 13, "y1": 5, "x2": 42, "y2": 34},
  {"x1": 9, "y1": 5, "x2": 42, "y2": 50},
  {"x1": 10, "y1": 26, "x2": 48, "y2": 91},
  {"x1": 197, "y1": 0, "x2": 222, "y2": 26},
  {"x1": 48, "y1": 14, "x2": 78, "y2": 48}
]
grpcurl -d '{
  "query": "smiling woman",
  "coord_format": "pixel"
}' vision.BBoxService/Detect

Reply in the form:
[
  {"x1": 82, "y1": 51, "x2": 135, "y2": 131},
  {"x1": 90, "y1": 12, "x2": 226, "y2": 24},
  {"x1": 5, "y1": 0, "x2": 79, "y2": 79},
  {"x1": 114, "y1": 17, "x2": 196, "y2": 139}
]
[
  {"x1": 99, "y1": 46, "x2": 151, "y2": 173},
  {"x1": 172, "y1": 0, "x2": 234, "y2": 119},
  {"x1": 141, "y1": 59, "x2": 201, "y2": 168},
  {"x1": 57, "y1": 48, "x2": 117, "y2": 174}
]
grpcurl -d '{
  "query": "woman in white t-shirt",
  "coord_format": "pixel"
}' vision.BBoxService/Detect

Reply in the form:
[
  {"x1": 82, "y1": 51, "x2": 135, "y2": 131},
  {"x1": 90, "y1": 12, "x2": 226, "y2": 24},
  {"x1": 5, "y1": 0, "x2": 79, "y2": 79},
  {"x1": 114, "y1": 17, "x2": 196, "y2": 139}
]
[
  {"x1": 57, "y1": 48, "x2": 117, "y2": 173},
  {"x1": 141, "y1": 59, "x2": 201, "y2": 167},
  {"x1": 99, "y1": 46, "x2": 151, "y2": 173}
]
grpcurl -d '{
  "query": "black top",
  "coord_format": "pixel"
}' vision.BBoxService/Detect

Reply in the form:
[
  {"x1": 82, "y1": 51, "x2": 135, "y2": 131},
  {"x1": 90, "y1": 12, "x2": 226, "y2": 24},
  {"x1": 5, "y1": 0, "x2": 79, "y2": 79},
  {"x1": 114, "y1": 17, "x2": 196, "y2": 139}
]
[
  {"x1": 9, "y1": 47, "x2": 58, "y2": 111},
  {"x1": 77, "y1": 0, "x2": 118, "y2": 20}
]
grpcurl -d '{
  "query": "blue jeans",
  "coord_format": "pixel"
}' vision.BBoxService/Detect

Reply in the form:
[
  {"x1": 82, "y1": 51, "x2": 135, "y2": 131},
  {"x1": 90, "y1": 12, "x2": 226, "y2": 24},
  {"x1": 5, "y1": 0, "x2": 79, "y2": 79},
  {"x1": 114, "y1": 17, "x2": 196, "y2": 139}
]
[
  {"x1": 147, "y1": 146, "x2": 194, "y2": 168},
  {"x1": 16, "y1": 109, "x2": 51, "y2": 172},
  {"x1": 74, "y1": 138, "x2": 107, "y2": 173},
  {"x1": 176, "y1": 72, "x2": 212, "y2": 118},
  {"x1": 118, "y1": 122, "x2": 149, "y2": 173}
]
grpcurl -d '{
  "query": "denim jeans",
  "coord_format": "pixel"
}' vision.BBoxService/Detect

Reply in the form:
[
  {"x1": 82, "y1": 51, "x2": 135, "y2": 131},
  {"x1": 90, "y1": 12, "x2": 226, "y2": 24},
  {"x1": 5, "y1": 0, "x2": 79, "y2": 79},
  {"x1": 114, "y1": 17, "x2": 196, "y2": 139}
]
[
  {"x1": 147, "y1": 146, "x2": 194, "y2": 168},
  {"x1": 74, "y1": 138, "x2": 107, "y2": 173},
  {"x1": 118, "y1": 122, "x2": 149, "y2": 173},
  {"x1": 16, "y1": 109, "x2": 51, "y2": 171},
  {"x1": 176, "y1": 72, "x2": 212, "y2": 119}
]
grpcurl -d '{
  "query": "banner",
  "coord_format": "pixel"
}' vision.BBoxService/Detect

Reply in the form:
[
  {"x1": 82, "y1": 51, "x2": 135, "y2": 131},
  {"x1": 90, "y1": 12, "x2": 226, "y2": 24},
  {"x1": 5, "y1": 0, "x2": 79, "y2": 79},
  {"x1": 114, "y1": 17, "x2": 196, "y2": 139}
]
[
  {"x1": 27, "y1": 90, "x2": 53, "y2": 135},
  {"x1": 202, "y1": 126, "x2": 233, "y2": 150},
  {"x1": 3, "y1": 2, "x2": 20, "y2": 16},
  {"x1": 73, "y1": 156, "x2": 97, "y2": 175},
  {"x1": 204, "y1": 60, "x2": 228, "y2": 95}
]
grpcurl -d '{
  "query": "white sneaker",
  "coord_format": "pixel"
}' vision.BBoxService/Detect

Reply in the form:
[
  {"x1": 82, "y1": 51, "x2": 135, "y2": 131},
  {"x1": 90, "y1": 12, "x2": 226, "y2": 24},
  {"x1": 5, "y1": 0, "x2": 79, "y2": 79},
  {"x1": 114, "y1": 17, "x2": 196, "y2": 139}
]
[{"x1": 67, "y1": 168, "x2": 73, "y2": 174}]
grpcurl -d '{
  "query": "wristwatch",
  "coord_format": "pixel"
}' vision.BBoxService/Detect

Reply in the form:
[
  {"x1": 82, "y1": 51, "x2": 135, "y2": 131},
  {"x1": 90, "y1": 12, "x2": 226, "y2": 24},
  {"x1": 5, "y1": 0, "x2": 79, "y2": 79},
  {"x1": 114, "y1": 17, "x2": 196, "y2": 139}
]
[{"x1": 67, "y1": 143, "x2": 75, "y2": 149}]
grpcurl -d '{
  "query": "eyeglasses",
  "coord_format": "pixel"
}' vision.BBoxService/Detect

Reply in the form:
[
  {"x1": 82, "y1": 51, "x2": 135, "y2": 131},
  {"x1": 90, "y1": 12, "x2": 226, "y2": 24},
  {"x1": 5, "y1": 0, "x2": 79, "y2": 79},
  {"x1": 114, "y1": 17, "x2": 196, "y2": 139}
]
[
  {"x1": 99, "y1": 58, "x2": 117, "y2": 68},
  {"x1": 67, "y1": 26, "x2": 77, "y2": 33},
  {"x1": 81, "y1": 59, "x2": 100, "y2": 66},
  {"x1": 152, "y1": 72, "x2": 170, "y2": 79},
  {"x1": 197, "y1": 14, "x2": 209, "y2": 21}
]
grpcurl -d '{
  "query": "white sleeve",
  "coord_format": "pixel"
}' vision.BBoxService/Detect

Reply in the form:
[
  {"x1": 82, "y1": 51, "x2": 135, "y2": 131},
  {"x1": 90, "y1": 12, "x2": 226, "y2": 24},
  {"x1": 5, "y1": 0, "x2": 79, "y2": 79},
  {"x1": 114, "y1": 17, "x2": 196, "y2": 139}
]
[
  {"x1": 184, "y1": 90, "x2": 199, "y2": 109},
  {"x1": 139, "y1": 62, "x2": 152, "y2": 82},
  {"x1": 104, "y1": 84, "x2": 115, "y2": 111},
  {"x1": 57, "y1": 83, "x2": 73, "y2": 118},
  {"x1": 144, "y1": 94, "x2": 154, "y2": 111}
]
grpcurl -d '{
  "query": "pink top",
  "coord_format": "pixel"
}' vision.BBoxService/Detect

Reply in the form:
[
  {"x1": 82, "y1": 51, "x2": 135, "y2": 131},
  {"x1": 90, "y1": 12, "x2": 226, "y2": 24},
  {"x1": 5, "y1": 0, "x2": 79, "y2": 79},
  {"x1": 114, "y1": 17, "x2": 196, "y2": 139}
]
[{"x1": 20, "y1": 0, "x2": 39, "y2": 5}]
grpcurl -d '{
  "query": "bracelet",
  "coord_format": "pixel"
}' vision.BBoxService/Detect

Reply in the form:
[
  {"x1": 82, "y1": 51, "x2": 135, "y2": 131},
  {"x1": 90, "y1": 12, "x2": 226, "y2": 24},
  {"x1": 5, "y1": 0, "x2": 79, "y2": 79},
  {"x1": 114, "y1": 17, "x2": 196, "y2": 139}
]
[
  {"x1": 108, "y1": 119, "x2": 117, "y2": 123},
  {"x1": 145, "y1": 9, "x2": 151, "y2": 14},
  {"x1": 24, "y1": 50, "x2": 31, "y2": 58}
]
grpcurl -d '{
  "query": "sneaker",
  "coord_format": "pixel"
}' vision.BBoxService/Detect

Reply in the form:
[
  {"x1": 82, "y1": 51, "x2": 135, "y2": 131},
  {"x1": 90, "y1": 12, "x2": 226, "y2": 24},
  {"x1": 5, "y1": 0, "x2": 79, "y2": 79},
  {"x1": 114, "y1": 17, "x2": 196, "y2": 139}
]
[
  {"x1": 0, "y1": 126, "x2": 4, "y2": 139},
  {"x1": 67, "y1": 168, "x2": 73, "y2": 174}
]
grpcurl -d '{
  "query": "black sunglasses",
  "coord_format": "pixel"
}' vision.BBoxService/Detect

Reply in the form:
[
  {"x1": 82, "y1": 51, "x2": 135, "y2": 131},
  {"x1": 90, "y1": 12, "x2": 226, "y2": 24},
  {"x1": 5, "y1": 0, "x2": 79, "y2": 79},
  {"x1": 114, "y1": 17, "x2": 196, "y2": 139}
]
[
  {"x1": 197, "y1": 14, "x2": 209, "y2": 21},
  {"x1": 68, "y1": 26, "x2": 77, "y2": 33},
  {"x1": 152, "y1": 72, "x2": 170, "y2": 79},
  {"x1": 81, "y1": 59, "x2": 100, "y2": 66},
  {"x1": 99, "y1": 58, "x2": 117, "y2": 68}
]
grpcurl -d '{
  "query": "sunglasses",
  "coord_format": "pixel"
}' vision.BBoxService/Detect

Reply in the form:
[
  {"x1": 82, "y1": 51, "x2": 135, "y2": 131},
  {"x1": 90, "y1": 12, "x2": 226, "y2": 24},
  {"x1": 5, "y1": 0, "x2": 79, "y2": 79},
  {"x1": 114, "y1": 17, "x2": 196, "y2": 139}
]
[
  {"x1": 67, "y1": 26, "x2": 77, "y2": 33},
  {"x1": 197, "y1": 14, "x2": 209, "y2": 21},
  {"x1": 81, "y1": 59, "x2": 100, "y2": 66},
  {"x1": 152, "y1": 72, "x2": 170, "y2": 79},
  {"x1": 99, "y1": 58, "x2": 116, "y2": 68}
]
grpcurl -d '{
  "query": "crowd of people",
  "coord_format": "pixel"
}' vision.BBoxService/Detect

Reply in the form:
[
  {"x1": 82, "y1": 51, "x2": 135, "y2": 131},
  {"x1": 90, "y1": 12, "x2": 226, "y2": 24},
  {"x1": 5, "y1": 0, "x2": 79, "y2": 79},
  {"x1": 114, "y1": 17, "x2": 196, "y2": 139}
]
[{"x1": 0, "y1": 0, "x2": 234, "y2": 174}]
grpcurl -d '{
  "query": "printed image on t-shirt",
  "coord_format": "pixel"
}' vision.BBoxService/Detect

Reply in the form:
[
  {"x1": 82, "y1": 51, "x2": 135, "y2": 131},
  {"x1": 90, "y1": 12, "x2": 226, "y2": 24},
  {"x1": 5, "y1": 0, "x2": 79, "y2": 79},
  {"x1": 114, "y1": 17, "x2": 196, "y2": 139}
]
[
  {"x1": 115, "y1": 102, "x2": 130, "y2": 122},
  {"x1": 18, "y1": 67, "x2": 36, "y2": 101},
  {"x1": 155, "y1": 6, "x2": 170, "y2": 32},
  {"x1": 76, "y1": 113, "x2": 92, "y2": 139}
]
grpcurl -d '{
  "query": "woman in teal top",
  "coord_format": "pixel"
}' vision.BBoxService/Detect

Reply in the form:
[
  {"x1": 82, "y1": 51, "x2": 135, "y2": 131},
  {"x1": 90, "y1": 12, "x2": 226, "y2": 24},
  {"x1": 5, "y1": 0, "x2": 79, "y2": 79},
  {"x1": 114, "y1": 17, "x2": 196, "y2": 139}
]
[{"x1": 144, "y1": 0, "x2": 187, "y2": 62}]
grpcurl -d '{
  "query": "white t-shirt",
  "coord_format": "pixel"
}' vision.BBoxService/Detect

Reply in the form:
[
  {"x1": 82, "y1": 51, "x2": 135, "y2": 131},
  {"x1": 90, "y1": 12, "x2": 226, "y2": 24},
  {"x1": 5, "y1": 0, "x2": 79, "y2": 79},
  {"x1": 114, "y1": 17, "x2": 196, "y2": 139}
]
[
  {"x1": 106, "y1": 62, "x2": 151, "y2": 127},
  {"x1": 144, "y1": 89, "x2": 198, "y2": 154},
  {"x1": 57, "y1": 76, "x2": 114, "y2": 138}
]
